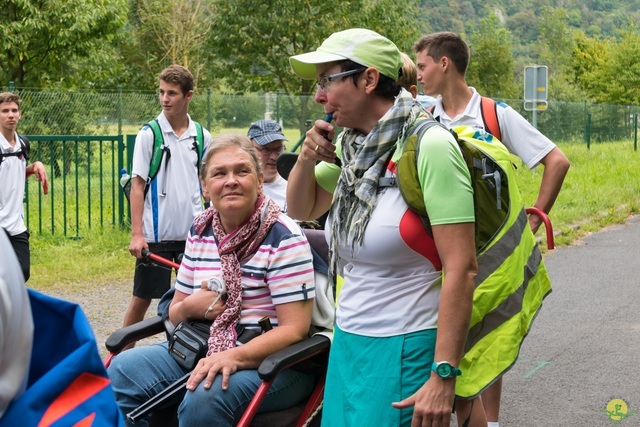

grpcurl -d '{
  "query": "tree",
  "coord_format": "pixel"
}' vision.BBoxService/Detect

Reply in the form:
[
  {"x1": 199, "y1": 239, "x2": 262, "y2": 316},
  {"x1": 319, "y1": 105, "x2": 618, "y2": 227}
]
[
  {"x1": 575, "y1": 25, "x2": 640, "y2": 105},
  {"x1": 535, "y1": 7, "x2": 575, "y2": 72},
  {"x1": 0, "y1": 0, "x2": 128, "y2": 88},
  {"x1": 207, "y1": 0, "x2": 421, "y2": 132},
  {"x1": 119, "y1": 0, "x2": 215, "y2": 90},
  {"x1": 467, "y1": 12, "x2": 518, "y2": 99},
  {"x1": 533, "y1": 7, "x2": 586, "y2": 101},
  {"x1": 568, "y1": 32, "x2": 610, "y2": 102}
]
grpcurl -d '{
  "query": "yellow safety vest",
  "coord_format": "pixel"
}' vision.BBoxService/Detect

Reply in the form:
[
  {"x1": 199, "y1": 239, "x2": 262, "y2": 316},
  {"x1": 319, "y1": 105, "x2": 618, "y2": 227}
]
[{"x1": 453, "y1": 126, "x2": 552, "y2": 399}]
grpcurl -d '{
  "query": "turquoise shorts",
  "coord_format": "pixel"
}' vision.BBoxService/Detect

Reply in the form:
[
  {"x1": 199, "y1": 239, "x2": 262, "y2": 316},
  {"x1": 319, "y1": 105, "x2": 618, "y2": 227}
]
[{"x1": 321, "y1": 325, "x2": 437, "y2": 427}]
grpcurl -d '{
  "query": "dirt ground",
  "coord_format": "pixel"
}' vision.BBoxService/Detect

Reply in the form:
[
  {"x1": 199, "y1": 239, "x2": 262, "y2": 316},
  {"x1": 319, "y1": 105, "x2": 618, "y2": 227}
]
[{"x1": 45, "y1": 280, "x2": 164, "y2": 360}]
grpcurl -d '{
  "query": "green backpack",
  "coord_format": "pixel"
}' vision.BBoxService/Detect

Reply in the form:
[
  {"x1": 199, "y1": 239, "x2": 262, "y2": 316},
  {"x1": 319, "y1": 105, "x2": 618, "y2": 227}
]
[
  {"x1": 383, "y1": 118, "x2": 553, "y2": 399},
  {"x1": 381, "y1": 118, "x2": 512, "y2": 255},
  {"x1": 146, "y1": 119, "x2": 205, "y2": 183},
  {"x1": 122, "y1": 119, "x2": 205, "y2": 201}
]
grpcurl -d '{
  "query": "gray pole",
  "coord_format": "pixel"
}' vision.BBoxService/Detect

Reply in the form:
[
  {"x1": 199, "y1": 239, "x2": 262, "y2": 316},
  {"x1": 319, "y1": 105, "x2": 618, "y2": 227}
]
[{"x1": 532, "y1": 67, "x2": 538, "y2": 128}]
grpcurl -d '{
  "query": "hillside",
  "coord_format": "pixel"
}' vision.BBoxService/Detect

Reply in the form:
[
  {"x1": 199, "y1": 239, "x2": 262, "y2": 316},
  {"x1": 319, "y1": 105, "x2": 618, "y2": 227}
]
[{"x1": 420, "y1": 0, "x2": 640, "y2": 39}]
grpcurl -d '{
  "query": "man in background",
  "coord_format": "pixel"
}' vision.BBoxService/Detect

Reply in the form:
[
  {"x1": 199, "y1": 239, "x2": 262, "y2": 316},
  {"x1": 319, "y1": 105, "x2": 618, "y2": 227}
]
[
  {"x1": 398, "y1": 52, "x2": 436, "y2": 108},
  {"x1": 123, "y1": 65, "x2": 212, "y2": 335},
  {"x1": 248, "y1": 119, "x2": 288, "y2": 211},
  {"x1": 0, "y1": 92, "x2": 49, "y2": 282},
  {"x1": 414, "y1": 31, "x2": 570, "y2": 427}
]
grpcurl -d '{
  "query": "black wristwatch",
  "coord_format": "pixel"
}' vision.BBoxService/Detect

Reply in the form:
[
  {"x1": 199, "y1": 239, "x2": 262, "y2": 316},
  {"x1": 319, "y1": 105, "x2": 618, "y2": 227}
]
[{"x1": 431, "y1": 361, "x2": 462, "y2": 378}]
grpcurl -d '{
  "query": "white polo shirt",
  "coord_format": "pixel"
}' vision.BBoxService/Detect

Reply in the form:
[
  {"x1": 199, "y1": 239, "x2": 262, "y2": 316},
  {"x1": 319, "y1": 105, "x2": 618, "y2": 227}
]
[
  {"x1": 431, "y1": 87, "x2": 556, "y2": 169},
  {"x1": 0, "y1": 132, "x2": 27, "y2": 236},
  {"x1": 131, "y1": 112, "x2": 212, "y2": 243},
  {"x1": 263, "y1": 175, "x2": 288, "y2": 211}
]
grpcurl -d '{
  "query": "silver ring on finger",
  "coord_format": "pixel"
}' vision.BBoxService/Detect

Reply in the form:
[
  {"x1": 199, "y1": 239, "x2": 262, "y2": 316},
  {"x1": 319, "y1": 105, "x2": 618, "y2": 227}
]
[{"x1": 315, "y1": 144, "x2": 320, "y2": 152}]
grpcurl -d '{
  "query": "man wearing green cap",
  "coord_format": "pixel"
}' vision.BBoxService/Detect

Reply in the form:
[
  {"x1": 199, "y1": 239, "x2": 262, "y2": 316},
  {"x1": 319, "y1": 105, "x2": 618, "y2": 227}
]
[{"x1": 287, "y1": 28, "x2": 485, "y2": 426}]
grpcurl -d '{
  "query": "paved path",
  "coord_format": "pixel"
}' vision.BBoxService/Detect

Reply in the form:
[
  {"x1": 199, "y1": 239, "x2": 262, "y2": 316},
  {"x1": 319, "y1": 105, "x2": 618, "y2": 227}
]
[{"x1": 499, "y1": 215, "x2": 640, "y2": 426}]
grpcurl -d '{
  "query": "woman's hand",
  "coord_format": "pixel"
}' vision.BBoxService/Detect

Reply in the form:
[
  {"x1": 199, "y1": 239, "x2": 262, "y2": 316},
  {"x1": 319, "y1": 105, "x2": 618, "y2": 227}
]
[
  {"x1": 299, "y1": 119, "x2": 336, "y2": 164},
  {"x1": 183, "y1": 299, "x2": 313, "y2": 392},
  {"x1": 199, "y1": 280, "x2": 227, "y2": 320},
  {"x1": 392, "y1": 375, "x2": 456, "y2": 427},
  {"x1": 186, "y1": 349, "x2": 241, "y2": 391},
  {"x1": 187, "y1": 281, "x2": 226, "y2": 320},
  {"x1": 168, "y1": 285, "x2": 227, "y2": 325}
]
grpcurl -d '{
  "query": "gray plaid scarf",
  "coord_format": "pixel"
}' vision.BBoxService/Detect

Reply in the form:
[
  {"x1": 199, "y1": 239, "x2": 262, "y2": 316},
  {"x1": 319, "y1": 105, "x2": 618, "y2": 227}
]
[{"x1": 328, "y1": 90, "x2": 426, "y2": 282}]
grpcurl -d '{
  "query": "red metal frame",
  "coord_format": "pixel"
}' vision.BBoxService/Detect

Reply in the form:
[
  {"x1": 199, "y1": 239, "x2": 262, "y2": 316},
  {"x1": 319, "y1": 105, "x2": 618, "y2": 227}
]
[
  {"x1": 526, "y1": 207, "x2": 555, "y2": 249},
  {"x1": 236, "y1": 346, "x2": 329, "y2": 427},
  {"x1": 295, "y1": 376, "x2": 326, "y2": 427}
]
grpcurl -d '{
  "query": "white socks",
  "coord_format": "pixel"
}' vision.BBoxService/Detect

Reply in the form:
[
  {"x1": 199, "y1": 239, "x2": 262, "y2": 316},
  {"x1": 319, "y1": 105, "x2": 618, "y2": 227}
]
[{"x1": 487, "y1": 422, "x2": 499, "y2": 427}]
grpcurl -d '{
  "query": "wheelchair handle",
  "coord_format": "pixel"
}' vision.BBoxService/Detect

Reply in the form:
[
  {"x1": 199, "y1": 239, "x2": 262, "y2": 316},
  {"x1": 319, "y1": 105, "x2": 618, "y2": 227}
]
[
  {"x1": 526, "y1": 207, "x2": 555, "y2": 250},
  {"x1": 141, "y1": 248, "x2": 181, "y2": 270}
]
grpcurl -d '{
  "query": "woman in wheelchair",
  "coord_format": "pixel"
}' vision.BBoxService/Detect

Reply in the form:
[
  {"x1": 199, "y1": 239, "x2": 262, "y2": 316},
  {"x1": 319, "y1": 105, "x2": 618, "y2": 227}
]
[{"x1": 108, "y1": 133, "x2": 317, "y2": 426}]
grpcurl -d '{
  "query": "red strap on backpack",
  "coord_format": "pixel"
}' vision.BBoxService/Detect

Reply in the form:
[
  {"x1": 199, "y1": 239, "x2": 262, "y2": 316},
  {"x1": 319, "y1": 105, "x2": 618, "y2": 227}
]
[{"x1": 480, "y1": 97, "x2": 501, "y2": 141}]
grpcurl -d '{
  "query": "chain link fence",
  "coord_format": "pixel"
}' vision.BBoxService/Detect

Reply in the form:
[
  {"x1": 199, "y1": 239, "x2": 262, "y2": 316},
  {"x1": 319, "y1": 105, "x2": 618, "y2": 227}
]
[
  {"x1": 11, "y1": 87, "x2": 640, "y2": 237},
  {"x1": 16, "y1": 89, "x2": 326, "y2": 137},
  {"x1": 14, "y1": 88, "x2": 640, "y2": 142}
]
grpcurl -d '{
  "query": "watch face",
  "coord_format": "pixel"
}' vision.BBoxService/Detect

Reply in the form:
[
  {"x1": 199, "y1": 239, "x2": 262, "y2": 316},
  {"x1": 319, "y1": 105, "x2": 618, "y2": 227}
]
[{"x1": 437, "y1": 363, "x2": 452, "y2": 377}]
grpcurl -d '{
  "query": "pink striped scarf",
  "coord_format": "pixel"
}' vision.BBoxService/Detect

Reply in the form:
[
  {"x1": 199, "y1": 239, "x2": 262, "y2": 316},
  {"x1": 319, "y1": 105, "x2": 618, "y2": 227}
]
[{"x1": 193, "y1": 195, "x2": 281, "y2": 354}]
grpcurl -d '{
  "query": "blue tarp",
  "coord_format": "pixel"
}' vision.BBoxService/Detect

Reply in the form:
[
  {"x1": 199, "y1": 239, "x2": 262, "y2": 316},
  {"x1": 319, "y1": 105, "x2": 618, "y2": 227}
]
[{"x1": 1, "y1": 290, "x2": 124, "y2": 427}]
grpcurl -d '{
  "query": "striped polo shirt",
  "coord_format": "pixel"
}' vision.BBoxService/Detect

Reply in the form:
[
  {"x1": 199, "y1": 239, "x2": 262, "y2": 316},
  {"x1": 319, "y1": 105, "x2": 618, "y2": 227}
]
[{"x1": 174, "y1": 213, "x2": 315, "y2": 329}]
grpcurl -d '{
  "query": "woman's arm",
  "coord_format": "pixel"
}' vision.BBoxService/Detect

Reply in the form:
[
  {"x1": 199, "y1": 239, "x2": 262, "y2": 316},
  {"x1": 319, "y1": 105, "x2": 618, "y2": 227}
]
[
  {"x1": 286, "y1": 120, "x2": 335, "y2": 221},
  {"x1": 168, "y1": 284, "x2": 227, "y2": 326},
  {"x1": 392, "y1": 221, "x2": 477, "y2": 425}
]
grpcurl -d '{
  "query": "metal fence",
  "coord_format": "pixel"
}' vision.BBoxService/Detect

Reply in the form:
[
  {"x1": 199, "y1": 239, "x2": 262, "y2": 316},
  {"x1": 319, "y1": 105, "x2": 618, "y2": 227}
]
[
  {"x1": 503, "y1": 99, "x2": 640, "y2": 144},
  {"x1": 13, "y1": 88, "x2": 640, "y2": 237},
  {"x1": 23, "y1": 136, "x2": 125, "y2": 238},
  {"x1": 12, "y1": 88, "x2": 640, "y2": 143},
  {"x1": 15, "y1": 89, "x2": 325, "y2": 137}
]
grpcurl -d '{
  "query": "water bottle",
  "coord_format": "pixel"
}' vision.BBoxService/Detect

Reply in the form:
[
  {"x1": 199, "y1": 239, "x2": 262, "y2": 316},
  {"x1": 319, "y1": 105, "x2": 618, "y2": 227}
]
[{"x1": 120, "y1": 168, "x2": 131, "y2": 201}]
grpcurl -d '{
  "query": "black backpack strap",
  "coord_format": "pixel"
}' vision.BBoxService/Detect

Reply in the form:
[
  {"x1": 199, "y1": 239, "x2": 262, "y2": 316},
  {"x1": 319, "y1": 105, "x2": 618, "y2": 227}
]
[
  {"x1": 18, "y1": 135, "x2": 30, "y2": 162},
  {"x1": 0, "y1": 136, "x2": 30, "y2": 166}
]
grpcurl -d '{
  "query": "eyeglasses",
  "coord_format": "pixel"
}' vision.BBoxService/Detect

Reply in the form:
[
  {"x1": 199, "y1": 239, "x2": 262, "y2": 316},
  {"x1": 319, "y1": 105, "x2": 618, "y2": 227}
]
[
  {"x1": 255, "y1": 145, "x2": 285, "y2": 156},
  {"x1": 316, "y1": 68, "x2": 366, "y2": 92}
]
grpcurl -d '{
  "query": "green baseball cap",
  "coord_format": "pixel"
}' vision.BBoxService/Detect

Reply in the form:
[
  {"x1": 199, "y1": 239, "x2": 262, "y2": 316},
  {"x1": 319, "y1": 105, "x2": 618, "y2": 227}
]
[{"x1": 289, "y1": 28, "x2": 402, "y2": 81}]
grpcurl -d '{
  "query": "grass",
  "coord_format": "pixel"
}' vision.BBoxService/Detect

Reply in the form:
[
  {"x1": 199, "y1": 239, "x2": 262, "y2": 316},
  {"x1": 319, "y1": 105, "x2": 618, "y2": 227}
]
[
  {"x1": 30, "y1": 228, "x2": 132, "y2": 291},
  {"x1": 512, "y1": 140, "x2": 640, "y2": 247},
  {"x1": 28, "y1": 139, "x2": 640, "y2": 291}
]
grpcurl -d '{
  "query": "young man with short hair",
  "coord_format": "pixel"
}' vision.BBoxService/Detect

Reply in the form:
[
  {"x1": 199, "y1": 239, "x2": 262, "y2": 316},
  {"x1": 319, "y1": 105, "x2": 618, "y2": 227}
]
[
  {"x1": 414, "y1": 31, "x2": 570, "y2": 427},
  {"x1": 123, "y1": 65, "x2": 213, "y2": 332},
  {"x1": 0, "y1": 92, "x2": 49, "y2": 282},
  {"x1": 414, "y1": 32, "x2": 570, "y2": 234}
]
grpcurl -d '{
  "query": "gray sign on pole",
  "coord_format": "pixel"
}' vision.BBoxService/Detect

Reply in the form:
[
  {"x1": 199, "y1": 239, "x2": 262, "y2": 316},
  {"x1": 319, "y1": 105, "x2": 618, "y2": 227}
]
[
  {"x1": 524, "y1": 65, "x2": 548, "y2": 127},
  {"x1": 524, "y1": 65, "x2": 548, "y2": 102}
]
